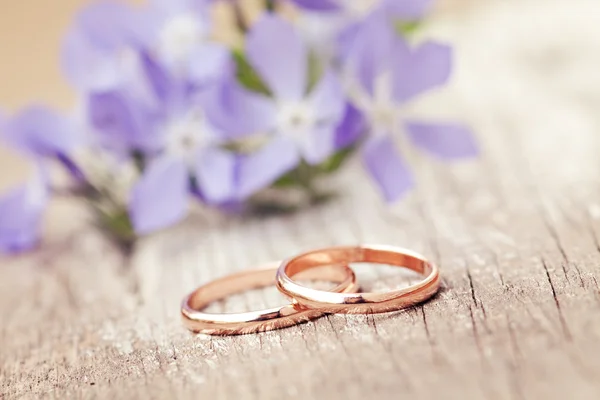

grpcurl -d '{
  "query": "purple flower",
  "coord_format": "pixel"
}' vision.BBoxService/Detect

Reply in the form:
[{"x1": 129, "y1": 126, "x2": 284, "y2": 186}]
[
  {"x1": 0, "y1": 107, "x2": 79, "y2": 253},
  {"x1": 0, "y1": 167, "x2": 48, "y2": 253},
  {"x1": 83, "y1": 51, "x2": 236, "y2": 235},
  {"x1": 140, "y1": 0, "x2": 232, "y2": 88},
  {"x1": 143, "y1": 0, "x2": 223, "y2": 73},
  {"x1": 205, "y1": 14, "x2": 347, "y2": 196},
  {"x1": 127, "y1": 111, "x2": 237, "y2": 235},
  {"x1": 3, "y1": 106, "x2": 83, "y2": 180},
  {"x1": 62, "y1": 0, "x2": 228, "y2": 91},
  {"x1": 344, "y1": 11, "x2": 477, "y2": 201},
  {"x1": 0, "y1": 185, "x2": 46, "y2": 254},
  {"x1": 85, "y1": 54, "x2": 166, "y2": 156},
  {"x1": 291, "y1": 0, "x2": 434, "y2": 60},
  {"x1": 61, "y1": 1, "x2": 150, "y2": 90},
  {"x1": 3, "y1": 106, "x2": 77, "y2": 155}
]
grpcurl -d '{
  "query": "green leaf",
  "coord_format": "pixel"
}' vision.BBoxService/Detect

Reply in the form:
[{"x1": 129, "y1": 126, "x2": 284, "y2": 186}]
[
  {"x1": 101, "y1": 211, "x2": 135, "y2": 240},
  {"x1": 90, "y1": 202, "x2": 137, "y2": 246},
  {"x1": 307, "y1": 50, "x2": 323, "y2": 92},
  {"x1": 316, "y1": 146, "x2": 355, "y2": 174},
  {"x1": 272, "y1": 161, "x2": 313, "y2": 188},
  {"x1": 232, "y1": 49, "x2": 271, "y2": 95},
  {"x1": 272, "y1": 172, "x2": 299, "y2": 188},
  {"x1": 265, "y1": 0, "x2": 276, "y2": 11},
  {"x1": 271, "y1": 147, "x2": 355, "y2": 189},
  {"x1": 395, "y1": 20, "x2": 422, "y2": 36}
]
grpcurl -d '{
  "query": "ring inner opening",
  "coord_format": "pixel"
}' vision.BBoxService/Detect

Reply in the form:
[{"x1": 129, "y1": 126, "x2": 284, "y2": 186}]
[{"x1": 286, "y1": 247, "x2": 430, "y2": 278}]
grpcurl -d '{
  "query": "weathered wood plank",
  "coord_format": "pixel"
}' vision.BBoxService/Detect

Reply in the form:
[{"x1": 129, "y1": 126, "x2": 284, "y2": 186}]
[{"x1": 3, "y1": 0, "x2": 600, "y2": 399}]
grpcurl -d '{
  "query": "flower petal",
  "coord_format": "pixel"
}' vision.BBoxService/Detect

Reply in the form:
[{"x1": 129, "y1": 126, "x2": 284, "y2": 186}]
[
  {"x1": 335, "y1": 102, "x2": 366, "y2": 148},
  {"x1": 139, "y1": 51, "x2": 176, "y2": 104},
  {"x1": 187, "y1": 43, "x2": 231, "y2": 88},
  {"x1": 392, "y1": 40, "x2": 452, "y2": 103},
  {"x1": 298, "y1": 124, "x2": 338, "y2": 165},
  {"x1": 129, "y1": 156, "x2": 189, "y2": 235},
  {"x1": 202, "y1": 78, "x2": 276, "y2": 139},
  {"x1": 295, "y1": 11, "x2": 347, "y2": 61},
  {"x1": 246, "y1": 14, "x2": 308, "y2": 101},
  {"x1": 291, "y1": 0, "x2": 340, "y2": 11},
  {"x1": 235, "y1": 137, "x2": 300, "y2": 200},
  {"x1": 383, "y1": 0, "x2": 434, "y2": 20},
  {"x1": 61, "y1": 26, "x2": 120, "y2": 90},
  {"x1": 0, "y1": 169, "x2": 48, "y2": 253},
  {"x1": 149, "y1": 0, "x2": 210, "y2": 15},
  {"x1": 87, "y1": 90, "x2": 160, "y2": 154},
  {"x1": 3, "y1": 106, "x2": 79, "y2": 157},
  {"x1": 194, "y1": 147, "x2": 236, "y2": 204},
  {"x1": 405, "y1": 121, "x2": 478, "y2": 160},
  {"x1": 337, "y1": 20, "x2": 362, "y2": 60},
  {"x1": 3, "y1": 107, "x2": 85, "y2": 182},
  {"x1": 75, "y1": 0, "x2": 142, "y2": 50},
  {"x1": 61, "y1": 1, "x2": 148, "y2": 90},
  {"x1": 362, "y1": 135, "x2": 413, "y2": 202},
  {"x1": 87, "y1": 90, "x2": 138, "y2": 150},
  {"x1": 344, "y1": 11, "x2": 395, "y2": 96},
  {"x1": 308, "y1": 69, "x2": 345, "y2": 124}
]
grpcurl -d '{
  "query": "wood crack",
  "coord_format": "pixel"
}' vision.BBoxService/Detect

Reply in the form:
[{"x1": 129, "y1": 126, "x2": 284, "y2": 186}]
[
  {"x1": 466, "y1": 268, "x2": 479, "y2": 307},
  {"x1": 541, "y1": 258, "x2": 572, "y2": 340},
  {"x1": 538, "y1": 202, "x2": 585, "y2": 287},
  {"x1": 468, "y1": 306, "x2": 486, "y2": 367},
  {"x1": 466, "y1": 266, "x2": 489, "y2": 329},
  {"x1": 419, "y1": 307, "x2": 442, "y2": 367}
]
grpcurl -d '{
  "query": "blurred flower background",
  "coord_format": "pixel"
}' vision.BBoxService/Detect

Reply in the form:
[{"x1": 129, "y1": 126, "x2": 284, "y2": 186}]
[{"x1": 0, "y1": 0, "x2": 479, "y2": 253}]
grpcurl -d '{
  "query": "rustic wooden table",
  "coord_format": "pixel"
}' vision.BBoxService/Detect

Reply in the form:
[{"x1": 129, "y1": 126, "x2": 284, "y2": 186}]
[{"x1": 3, "y1": 0, "x2": 600, "y2": 398}]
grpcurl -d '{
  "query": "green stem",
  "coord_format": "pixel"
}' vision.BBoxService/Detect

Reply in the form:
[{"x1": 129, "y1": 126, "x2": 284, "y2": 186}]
[
  {"x1": 265, "y1": 0, "x2": 276, "y2": 12},
  {"x1": 293, "y1": 162, "x2": 320, "y2": 201}
]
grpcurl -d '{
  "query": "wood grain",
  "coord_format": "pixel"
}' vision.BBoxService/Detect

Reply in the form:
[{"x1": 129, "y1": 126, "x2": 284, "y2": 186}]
[{"x1": 3, "y1": 0, "x2": 600, "y2": 398}]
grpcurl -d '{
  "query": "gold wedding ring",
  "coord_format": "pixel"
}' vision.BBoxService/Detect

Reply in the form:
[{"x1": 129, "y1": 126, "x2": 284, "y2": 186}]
[{"x1": 181, "y1": 245, "x2": 440, "y2": 335}]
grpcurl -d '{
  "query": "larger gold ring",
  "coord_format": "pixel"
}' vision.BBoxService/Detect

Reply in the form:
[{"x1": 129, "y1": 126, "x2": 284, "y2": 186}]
[{"x1": 276, "y1": 245, "x2": 440, "y2": 314}]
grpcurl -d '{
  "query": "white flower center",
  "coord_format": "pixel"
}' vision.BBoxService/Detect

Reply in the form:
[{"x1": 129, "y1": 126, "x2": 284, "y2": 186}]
[
  {"x1": 159, "y1": 14, "x2": 206, "y2": 65},
  {"x1": 367, "y1": 104, "x2": 397, "y2": 132},
  {"x1": 164, "y1": 110, "x2": 211, "y2": 162},
  {"x1": 275, "y1": 101, "x2": 316, "y2": 139},
  {"x1": 345, "y1": 69, "x2": 398, "y2": 134}
]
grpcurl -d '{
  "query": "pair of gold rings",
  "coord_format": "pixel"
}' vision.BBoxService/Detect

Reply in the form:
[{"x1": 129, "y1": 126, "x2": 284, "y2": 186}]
[{"x1": 181, "y1": 245, "x2": 440, "y2": 335}]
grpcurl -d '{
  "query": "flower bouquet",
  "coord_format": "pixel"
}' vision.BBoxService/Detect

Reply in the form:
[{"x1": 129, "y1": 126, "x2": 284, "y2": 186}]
[{"x1": 0, "y1": 0, "x2": 477, "y2": 253}]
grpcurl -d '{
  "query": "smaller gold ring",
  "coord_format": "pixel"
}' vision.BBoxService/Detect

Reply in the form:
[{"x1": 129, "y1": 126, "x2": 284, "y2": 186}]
[{"x1": 181, "y1": 262, "x2": 358, "y2": 335}]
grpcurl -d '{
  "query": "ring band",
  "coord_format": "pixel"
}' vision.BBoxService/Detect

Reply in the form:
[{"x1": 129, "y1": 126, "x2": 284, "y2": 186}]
[
  {"x1": 181, "y1": 262, "x2": 358, "y2": 335},
  {"x1": 276, "y1": 245, "x2": 440, "y2": 314}
]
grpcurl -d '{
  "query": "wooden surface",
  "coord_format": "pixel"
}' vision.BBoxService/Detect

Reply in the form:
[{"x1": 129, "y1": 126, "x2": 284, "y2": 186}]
[{"x1": 3, "y1": 0, "x2": 600, "y2": 398}]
